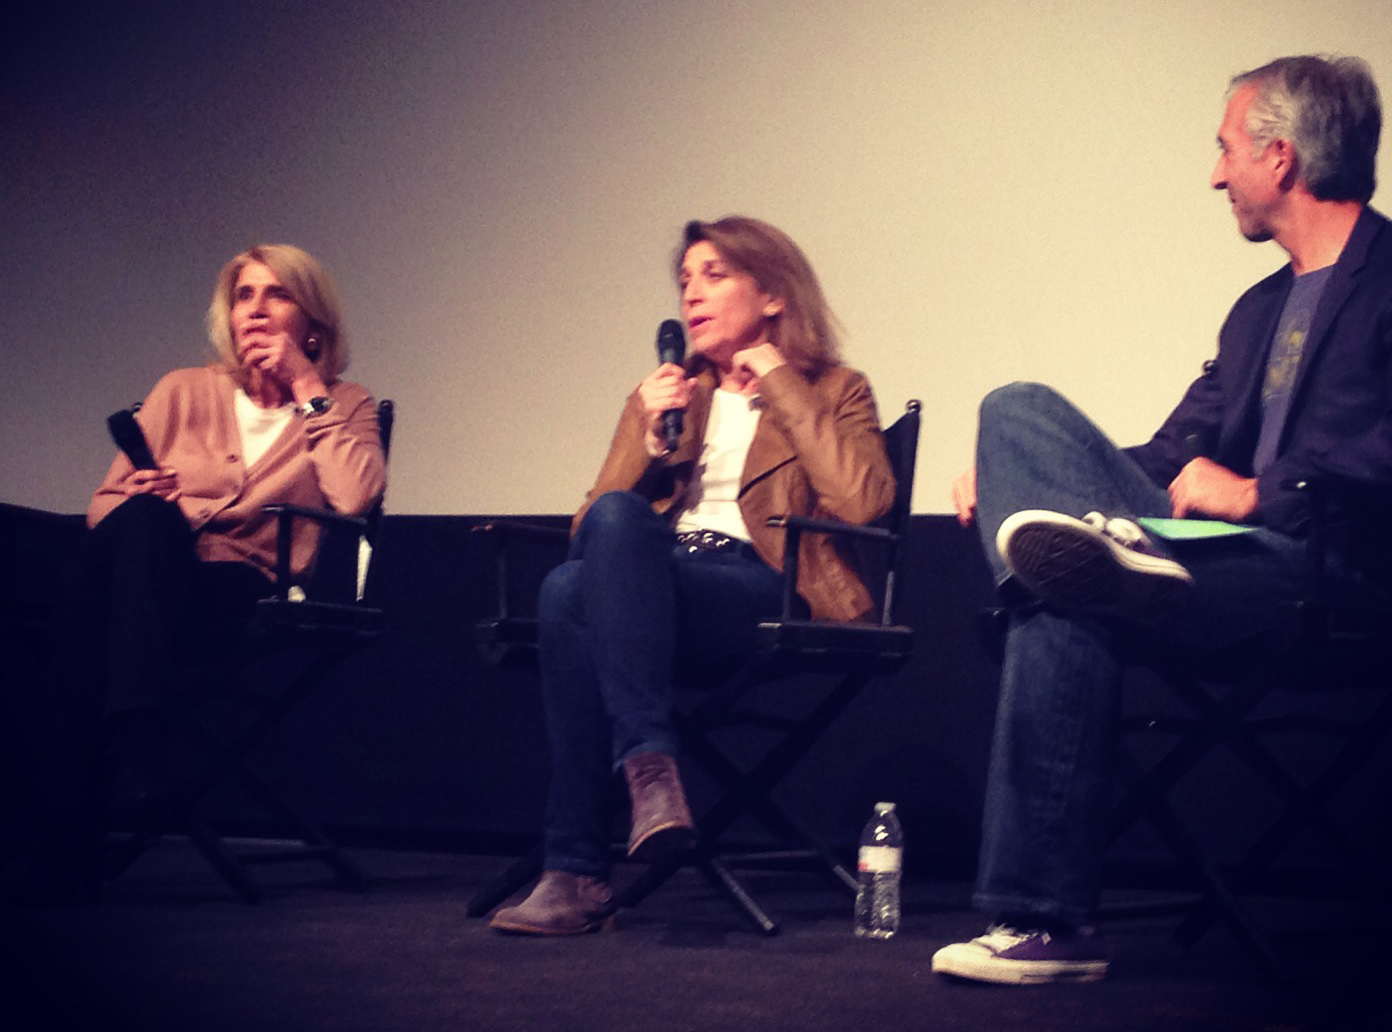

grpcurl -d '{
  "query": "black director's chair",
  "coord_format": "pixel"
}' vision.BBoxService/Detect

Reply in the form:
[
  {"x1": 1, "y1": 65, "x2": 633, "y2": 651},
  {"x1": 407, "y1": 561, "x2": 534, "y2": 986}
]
[
  {"x1": 1101, "y1": 477, "x2": 1392, "y2": 981},
  {"x1": 105, "y1": 399, "x2": 395, "y2": 902},
  {"x1": 467, "y1": 399, "x2": 920, "y2": 934}
]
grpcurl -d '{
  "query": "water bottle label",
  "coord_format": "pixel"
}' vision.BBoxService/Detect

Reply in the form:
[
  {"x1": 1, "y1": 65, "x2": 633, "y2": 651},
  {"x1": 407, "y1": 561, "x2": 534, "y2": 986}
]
[{"x1": 857, "y1": 845, "x2": 902, "y2": 873}]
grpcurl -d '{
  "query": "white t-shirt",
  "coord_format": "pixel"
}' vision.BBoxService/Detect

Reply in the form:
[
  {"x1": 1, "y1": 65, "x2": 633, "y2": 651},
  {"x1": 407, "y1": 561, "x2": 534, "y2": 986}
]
[
  {"x1": 233, "y1": 390, "x2": 297, "y2": 469},
  {"x1": 674, "y1": 388, "x2": 762, "y2": 542}
]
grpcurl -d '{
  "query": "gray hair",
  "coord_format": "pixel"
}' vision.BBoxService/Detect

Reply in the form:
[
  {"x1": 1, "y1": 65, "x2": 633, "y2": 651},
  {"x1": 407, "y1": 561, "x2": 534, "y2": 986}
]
[{"x1": 1230, "y1": 55, "x2": 1381, "y2": 203}]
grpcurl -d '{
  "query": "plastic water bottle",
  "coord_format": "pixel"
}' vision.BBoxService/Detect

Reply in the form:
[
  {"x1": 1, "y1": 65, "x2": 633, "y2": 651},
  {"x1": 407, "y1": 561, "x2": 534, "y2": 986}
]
[{"x1": 854, "y1": 801, "x2": 903, "y2": 938}]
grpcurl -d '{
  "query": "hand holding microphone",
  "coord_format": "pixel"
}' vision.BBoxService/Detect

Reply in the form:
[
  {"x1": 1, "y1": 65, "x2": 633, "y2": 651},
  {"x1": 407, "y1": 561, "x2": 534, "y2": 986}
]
[
  {"x1": 639, "y1": 319, "x2": 691, "y2": 455},
  {"x1": 108, "y1": 409, "x2": 182, "y2": 501}
]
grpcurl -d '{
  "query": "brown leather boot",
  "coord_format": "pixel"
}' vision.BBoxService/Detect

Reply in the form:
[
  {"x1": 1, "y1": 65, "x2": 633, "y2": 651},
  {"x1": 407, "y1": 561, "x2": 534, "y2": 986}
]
[
  {"x1": 623, "y1": 751, "x2": 695, "y2": 862},
  {"x1": 488, "y1": 870, "x2": 614, "y2": 935}
]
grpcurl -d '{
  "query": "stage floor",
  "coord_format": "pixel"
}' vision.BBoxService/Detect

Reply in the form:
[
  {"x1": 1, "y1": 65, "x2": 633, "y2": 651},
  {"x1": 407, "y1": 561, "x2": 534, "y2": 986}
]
[{"x1": 4, "y1": 839, "x2": 1380, "y2": 1032}]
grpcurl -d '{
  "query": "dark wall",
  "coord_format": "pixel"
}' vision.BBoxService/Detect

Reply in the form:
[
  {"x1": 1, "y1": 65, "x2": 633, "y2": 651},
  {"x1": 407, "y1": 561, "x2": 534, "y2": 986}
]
[
  {"x1": 237, "y1": 512, "x2": 1006, "y2": 878},
  {"x1": 5, "y1": 503, "x2": 1388, "y2": 883}
]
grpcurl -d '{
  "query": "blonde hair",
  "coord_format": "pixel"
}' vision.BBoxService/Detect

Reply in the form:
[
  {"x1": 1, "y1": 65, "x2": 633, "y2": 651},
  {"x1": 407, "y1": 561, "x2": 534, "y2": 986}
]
[
  {"x1": 206, "y1": 244, "x2": 347, "y2": 388},
  {"x1": 677, "y1": 216, "x2": 842, "y2": 378}
]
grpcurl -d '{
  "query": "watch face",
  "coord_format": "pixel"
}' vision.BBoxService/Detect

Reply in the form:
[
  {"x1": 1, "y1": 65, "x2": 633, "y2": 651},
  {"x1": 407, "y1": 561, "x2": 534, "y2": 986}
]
[{"x1": 306, "y1": 396, "x2": 333, "y2": 415}]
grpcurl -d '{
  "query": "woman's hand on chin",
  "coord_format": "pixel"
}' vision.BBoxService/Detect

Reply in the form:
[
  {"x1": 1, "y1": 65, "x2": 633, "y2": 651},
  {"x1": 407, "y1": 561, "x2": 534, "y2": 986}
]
[
  {"x1": 729, "y1": 343, "x2": 787, "y2": 394},
  {"x1": 241, "y1": 332, "x2": 321, "y2": 393}
]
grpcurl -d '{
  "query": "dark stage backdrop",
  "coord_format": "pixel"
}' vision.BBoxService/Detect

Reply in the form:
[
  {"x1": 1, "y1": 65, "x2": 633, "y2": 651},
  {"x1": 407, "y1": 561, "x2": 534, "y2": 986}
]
[{"x1": 6, "y1": 503, "x2": 1388, "y2": 885}]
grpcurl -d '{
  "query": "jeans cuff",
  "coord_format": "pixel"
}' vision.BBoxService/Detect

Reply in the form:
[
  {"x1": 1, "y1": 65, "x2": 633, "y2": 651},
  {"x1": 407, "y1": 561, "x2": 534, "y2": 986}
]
[
  {"x1": 973, "y1": 890, "x2": 1092, "y2": 929},
  {"x1": 542, "y1": 854, "x2": 611, "y2": 879},
  {"x1": 613, "y1": 738, "x2": 678, "y2": 769}
]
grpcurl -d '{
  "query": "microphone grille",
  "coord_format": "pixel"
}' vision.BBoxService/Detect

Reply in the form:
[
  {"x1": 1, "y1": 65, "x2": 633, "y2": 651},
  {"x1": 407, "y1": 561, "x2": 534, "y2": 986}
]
[{"x1": 656, "y1": 318, "x2": 686, "y2": 365}]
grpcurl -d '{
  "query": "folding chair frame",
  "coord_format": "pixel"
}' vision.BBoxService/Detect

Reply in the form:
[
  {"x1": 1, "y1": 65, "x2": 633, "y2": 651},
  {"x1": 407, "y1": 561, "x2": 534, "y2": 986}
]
[{"x1": 1103, "y1": 477, "x2": 1392, "y2": 981}]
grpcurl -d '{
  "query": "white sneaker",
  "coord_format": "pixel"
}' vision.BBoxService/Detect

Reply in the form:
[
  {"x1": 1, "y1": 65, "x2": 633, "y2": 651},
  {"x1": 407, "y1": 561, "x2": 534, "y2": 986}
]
[
  {"x1": 932, "y1": 924, "x2": 1109, "y2": 985},
  {"x1": 996, "y1": 509, "x2": 1193, "y2": 619}
]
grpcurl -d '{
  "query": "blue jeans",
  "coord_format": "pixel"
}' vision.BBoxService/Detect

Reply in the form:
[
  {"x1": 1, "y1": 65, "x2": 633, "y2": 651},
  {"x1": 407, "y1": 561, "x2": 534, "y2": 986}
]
[
  {"x1": 972, "y1": 383, "x2": 1314, "y2": 926},
  {"x1": 537, "y1": 491, "x2": 786, "y2": 877}
]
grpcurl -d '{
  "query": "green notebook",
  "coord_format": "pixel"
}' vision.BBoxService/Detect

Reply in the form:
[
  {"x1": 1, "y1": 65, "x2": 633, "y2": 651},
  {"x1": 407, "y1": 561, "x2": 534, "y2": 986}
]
[{"x1": 1136, "y1": 517, "x2": 1257, "y2": 541}]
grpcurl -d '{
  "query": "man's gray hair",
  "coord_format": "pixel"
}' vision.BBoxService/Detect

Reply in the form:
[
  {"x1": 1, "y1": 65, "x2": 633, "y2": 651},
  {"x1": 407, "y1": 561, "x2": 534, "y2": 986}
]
[{"x1": 1231, "y1": 55, "x2": 1381, "y2": 204}]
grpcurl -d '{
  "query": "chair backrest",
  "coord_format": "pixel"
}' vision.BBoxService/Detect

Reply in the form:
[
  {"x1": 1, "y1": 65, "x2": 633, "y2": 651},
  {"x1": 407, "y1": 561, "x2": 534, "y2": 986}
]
[
  {"x1": 296, "y1": 397, "x2": 395, "y2": 603},
  {"x1": 875, "y1": 400, "x2": 922, "y2": 627},
  {"x1": 362, "y1": 398, "x2": 395, "y2": 543},
  {"x1": 353, "y1": 398, "x2": 395, "y2": 600}
]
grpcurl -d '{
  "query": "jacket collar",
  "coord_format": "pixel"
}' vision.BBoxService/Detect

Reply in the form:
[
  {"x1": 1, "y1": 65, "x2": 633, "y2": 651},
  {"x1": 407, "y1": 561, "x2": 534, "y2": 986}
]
[{"x1": 683, "y1": 363, "x2": 797, "y2": 496}]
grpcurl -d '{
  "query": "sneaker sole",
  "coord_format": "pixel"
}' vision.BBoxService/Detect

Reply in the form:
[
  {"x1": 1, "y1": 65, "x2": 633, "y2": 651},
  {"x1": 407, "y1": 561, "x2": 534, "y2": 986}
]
[
  {"x1": 996, "y1": 510, "x2": 1192, "y2": 619},
  {"x1": 932, "y1": 946, "x2": 1108, "y2": 985}
]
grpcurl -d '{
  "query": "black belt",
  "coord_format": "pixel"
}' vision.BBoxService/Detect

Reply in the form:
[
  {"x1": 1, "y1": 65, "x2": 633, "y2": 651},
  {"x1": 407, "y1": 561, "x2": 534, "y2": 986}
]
[{"x1": 675, "y1": 530, "x2": 762, "y2": 564}]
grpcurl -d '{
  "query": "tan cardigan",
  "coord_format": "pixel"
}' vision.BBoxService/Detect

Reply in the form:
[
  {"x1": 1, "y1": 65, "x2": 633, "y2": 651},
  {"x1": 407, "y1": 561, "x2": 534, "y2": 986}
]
[
  {"x1": 576, "y1": 363, "x2": 895, "y2": 622},
  {"x1": 89, "y1": 365, "x2": 387, "y2": 581}
]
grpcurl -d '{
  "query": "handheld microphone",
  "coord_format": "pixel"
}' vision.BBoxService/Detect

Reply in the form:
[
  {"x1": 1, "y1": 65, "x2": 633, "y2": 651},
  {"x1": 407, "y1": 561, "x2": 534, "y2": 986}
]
[
  {"x1": 107, "y1": 410, "x2": 159, "y2": 470},
  {"x1": 655, "y1": 318, "x2": 687, "y2": 453}
]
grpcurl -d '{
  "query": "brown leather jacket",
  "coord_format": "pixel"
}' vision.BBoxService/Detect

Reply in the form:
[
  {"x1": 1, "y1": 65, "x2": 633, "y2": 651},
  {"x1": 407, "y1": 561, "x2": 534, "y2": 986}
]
[
  {"x1": 89, "y1": 365, "x2": 386, "y2": 581},
  {"x1": 576, "y1": 363, "x2": 895, "y2": 621}
]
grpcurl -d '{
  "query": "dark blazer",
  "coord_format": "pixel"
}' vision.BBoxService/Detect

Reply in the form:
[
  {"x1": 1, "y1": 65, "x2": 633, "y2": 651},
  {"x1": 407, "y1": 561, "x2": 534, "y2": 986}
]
[{"x1": 1127, "y1": 207, "x2": 1392, "y2": 575}]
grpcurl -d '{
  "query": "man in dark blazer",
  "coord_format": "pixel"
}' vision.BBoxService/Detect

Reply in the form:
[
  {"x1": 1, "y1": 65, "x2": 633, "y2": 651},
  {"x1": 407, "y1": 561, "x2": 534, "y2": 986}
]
[{"x1": 936, "y1": 54, "x2": 1389, "y2": 985}]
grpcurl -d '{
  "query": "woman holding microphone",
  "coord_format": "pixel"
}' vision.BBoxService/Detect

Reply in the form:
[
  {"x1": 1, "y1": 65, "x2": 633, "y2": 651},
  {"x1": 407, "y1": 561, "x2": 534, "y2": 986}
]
[{"x1": 491, "y1": 216, "x2": 895, "y2": 934}]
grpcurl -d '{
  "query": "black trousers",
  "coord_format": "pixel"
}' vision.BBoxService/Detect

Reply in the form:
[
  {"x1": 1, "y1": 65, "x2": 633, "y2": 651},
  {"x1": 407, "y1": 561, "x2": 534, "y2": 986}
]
[
  {"x1": 53, "y1": 494, "x2": 273, "y2": 725},
  {"x1": 4, "y1": 496, "x2": 272, "y2": 897}
]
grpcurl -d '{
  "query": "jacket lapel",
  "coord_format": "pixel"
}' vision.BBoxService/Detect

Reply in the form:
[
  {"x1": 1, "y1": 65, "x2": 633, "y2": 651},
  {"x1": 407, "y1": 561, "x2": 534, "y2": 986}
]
[
  {"x1": 740, "y1": 396, "x2": 796, "y2": 495},
  {"x1": 681, "y1": 361, "x2": 797, "y2": 495},
  {"x1": 1222, "y1": 210, "x2": 1386, "y2": 467},
  {"x1": 1283, "y1": 209, "x2": 1380, "y2": 421}
]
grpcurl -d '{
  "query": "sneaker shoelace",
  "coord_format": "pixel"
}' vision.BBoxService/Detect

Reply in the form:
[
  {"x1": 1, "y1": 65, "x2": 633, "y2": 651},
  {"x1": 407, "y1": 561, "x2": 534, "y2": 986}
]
[
  {"x1": 974, "y1": 924, "x2": 1046, "y2": 951},
  {"x1": 1081, "y1": 511, "x2": 1155, "y2": 554}
]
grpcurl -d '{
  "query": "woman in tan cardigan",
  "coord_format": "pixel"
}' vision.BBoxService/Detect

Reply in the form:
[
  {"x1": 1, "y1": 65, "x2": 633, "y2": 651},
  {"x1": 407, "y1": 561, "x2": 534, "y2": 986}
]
[
  {"x1": 490, "y1": 217, "x2": 895, "y2": 935},
  {"x1": 63, "y1": 244, "x2": 385, "y2": 837}
]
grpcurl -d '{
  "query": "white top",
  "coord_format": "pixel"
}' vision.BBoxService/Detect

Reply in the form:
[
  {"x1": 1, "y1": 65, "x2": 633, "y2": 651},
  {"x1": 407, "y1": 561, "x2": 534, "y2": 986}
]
[
  {"x1": 675, "y1": 388, "x2": 762, "y2": 542},
  {"x1": 234, "y1": 390, "x2": 297, "y2": 469}
]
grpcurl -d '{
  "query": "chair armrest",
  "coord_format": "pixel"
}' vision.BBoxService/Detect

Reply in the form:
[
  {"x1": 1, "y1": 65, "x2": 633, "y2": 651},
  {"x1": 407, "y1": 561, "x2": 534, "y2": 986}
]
[
  {"x1": 1283, "y1": 475, "x2": 1392, "y2": 634},
  {"x1": 764, "y1": 515, "x2": 901, "y2": 624},
  {"x1": 472, "y1": 518, "x2": 570, "y2": 625},
  {"x1": 767, "y1": 514, "x2": 898, "y2": 544},
  {"x1": 472, "y1": 519, "x2": 570, "y2": 541},
  {"x1": 261, "y1": 504, "x2": 369, "y2": 601},
  {"x1": 262, "y1": 503, "x2": 368, "y2": 531}
]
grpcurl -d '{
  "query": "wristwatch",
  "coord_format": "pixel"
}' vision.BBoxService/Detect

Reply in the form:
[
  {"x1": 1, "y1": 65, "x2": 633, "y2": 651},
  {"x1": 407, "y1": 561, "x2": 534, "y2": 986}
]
[{"x1": 301, "y1": 395, "x2": 334, "y2": 417}]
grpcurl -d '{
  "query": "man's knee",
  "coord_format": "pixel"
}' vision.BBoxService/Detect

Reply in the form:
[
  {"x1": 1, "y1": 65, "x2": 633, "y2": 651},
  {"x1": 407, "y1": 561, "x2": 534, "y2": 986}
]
[{"x1": 980, "y1": 381, "x2": 1065, "y2": 426}]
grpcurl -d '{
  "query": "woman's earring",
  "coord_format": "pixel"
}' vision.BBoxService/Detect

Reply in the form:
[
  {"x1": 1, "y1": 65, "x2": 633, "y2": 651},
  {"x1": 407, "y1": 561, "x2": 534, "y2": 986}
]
[{"x1": 304, "y1": 335, "x2": 322, "y2": 360}]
